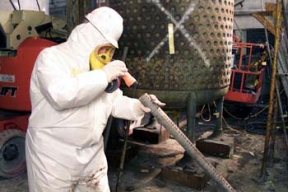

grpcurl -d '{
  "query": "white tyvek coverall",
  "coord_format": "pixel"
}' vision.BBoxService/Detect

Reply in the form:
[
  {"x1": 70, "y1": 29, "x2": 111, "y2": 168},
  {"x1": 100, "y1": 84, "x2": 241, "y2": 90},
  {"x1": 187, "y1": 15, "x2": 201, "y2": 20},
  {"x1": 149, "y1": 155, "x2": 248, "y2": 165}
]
[{"x1": 26, "y1": 7, "x2": 143, "y2": 192}]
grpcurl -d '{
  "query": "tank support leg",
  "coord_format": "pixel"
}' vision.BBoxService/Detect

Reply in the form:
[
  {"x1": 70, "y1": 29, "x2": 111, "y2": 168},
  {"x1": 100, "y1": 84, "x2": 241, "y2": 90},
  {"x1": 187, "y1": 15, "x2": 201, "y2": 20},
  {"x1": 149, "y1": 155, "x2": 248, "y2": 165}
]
[
  {"x1": 196, "y1": 96, "x2": 235, "y2": 158},
  {"x1": 187, "y1": 92, "x2": 197, "y2": 143},
  {"x1": 209, "y1": 96, "x2": 224, "y2": 139}
]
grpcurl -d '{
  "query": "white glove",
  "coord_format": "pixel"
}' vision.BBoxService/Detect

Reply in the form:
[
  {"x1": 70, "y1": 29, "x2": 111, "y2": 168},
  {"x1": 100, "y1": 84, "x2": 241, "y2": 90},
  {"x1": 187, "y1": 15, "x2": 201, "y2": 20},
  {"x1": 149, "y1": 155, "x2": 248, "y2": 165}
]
[
  {"x1": 129, "y1": 95, "x2": 165, "y2": 135},
  {"x1": 133, "y1": 94, "x2": 165, "y2": 118},
  {"x1": 134, "y1": 100, "x2": 151, "y2": 117},
  {"x1": 102, "y1": 60, "x2": 128, "y2": 82},
  {"x1": 149, "y1": 94, "x2": 166, "y2": 107}
]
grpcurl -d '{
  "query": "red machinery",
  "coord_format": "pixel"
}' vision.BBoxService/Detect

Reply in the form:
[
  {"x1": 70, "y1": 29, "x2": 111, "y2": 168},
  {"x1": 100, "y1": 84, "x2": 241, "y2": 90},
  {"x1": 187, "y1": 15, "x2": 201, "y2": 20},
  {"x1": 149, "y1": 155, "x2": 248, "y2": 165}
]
[
  {"x1": 225, "y1": 41, "x2": 267, "y2": 104},
  {"x1": 0, "y1": 37, "x2": 57, "y2": 112},
  {"x1": 0, "y1": 37, "x2": 57, "y2": 177},
  {"x1": 0, "y1": 9, "x2": 65, "y2": 178}
]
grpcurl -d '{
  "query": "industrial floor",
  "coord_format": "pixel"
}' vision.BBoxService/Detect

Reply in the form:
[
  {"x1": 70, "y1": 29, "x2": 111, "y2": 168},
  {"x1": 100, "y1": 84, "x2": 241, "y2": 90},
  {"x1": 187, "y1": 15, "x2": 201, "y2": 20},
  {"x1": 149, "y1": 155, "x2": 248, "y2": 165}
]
[{"x1": 1, "y1": 115, "x2": 288, "y2": 192}]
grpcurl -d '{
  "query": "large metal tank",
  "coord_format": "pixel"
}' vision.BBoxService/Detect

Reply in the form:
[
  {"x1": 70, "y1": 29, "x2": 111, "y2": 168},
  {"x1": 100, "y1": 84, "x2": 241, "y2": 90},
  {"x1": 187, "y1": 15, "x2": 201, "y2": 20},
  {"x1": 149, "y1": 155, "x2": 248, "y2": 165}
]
[{"x1": 110, "y1": 0, "x2": 235, "y2": 109}]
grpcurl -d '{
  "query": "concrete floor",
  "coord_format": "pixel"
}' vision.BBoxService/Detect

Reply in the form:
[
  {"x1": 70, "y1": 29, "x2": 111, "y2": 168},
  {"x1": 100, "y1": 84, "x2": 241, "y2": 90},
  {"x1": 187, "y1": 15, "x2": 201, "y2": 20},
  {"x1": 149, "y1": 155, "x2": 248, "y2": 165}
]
[{"x1": 1, "y1": 117, "x2": 288, "y2": 192}]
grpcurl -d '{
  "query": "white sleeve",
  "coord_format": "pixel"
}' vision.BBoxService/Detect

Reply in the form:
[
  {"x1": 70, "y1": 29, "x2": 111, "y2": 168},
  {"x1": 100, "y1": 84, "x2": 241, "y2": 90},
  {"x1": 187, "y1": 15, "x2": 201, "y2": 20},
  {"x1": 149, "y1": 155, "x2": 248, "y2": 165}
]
[{"x1": 111, "y1": 90, "x2": 145, "y2": 121}]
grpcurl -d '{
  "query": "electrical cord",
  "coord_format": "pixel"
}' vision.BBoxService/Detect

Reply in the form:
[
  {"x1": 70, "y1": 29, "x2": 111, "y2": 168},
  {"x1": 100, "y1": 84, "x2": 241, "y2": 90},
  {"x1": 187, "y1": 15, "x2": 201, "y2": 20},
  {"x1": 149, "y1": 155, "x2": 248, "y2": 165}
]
[
  {"x1": 244, "y1": 121, "x2": 268, "y2": 135},
  {"x1": 200, "y1": 104, "x2": 212, "y2": 122},
  {"x1": 222, "y1": 108, "x2": 287, "y2": 136},
  {"x1": 224, "y1": 88, "x2": 285, "y2": 121}
]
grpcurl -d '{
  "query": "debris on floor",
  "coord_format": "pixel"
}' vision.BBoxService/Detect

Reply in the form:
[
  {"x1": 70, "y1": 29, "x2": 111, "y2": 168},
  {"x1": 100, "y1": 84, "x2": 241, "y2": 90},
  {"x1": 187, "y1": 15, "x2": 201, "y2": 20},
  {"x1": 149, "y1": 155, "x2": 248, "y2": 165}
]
[{"x1": 1, "y1": 119, "x2": 288, "y2": 192}]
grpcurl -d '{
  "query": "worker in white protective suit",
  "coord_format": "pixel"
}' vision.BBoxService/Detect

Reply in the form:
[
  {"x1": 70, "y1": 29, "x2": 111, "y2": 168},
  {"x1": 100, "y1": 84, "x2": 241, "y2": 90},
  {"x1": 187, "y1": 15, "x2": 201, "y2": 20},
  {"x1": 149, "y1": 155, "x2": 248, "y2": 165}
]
[{"x1": 25, "y1": 6, "x2": 164, "y2": 192}]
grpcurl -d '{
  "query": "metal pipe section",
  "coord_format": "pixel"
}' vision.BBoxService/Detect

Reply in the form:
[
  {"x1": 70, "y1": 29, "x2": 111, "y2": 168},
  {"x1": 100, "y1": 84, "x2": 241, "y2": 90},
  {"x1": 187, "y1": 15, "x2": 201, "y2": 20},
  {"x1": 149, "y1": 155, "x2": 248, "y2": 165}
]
[
  {"x1": 186, "y1": 92, "x2": 197, "y2": 142},
  {"x1": 269, "y1": 94, "x2": 278, "y2": 167},
  {"x1": 139, "y1": 93, "x2": 236, "y2": 192},
  {"x1": 261, "y1": 0, "x2": 282, "y2": 177}
]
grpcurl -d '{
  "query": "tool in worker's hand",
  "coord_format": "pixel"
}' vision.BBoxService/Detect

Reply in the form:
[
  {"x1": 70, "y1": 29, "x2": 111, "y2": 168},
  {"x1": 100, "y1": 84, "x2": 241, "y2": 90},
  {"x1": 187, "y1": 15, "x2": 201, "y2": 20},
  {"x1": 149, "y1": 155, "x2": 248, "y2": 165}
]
[
  {"x1": 89, "y1": 43, "x2": 138, "y2": 93},
  {"x1": 120, "y1": 46, "x2": 138, "y2": 88}
]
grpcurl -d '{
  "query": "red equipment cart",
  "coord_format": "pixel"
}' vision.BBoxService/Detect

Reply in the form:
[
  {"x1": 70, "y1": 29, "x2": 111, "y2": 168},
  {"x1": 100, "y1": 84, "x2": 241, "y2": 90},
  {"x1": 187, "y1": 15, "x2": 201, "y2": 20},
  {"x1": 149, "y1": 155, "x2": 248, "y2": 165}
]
[{"x1": 225, "y1": 42, "x2": 267, "y2": 104}]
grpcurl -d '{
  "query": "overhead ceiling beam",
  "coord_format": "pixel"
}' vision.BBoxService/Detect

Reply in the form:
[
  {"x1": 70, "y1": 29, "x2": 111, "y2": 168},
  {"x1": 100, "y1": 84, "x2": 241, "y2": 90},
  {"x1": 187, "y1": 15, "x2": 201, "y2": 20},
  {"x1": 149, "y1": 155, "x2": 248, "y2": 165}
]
[{"x1": 252, "y1": 3, "x2": 283, "y2": 36}]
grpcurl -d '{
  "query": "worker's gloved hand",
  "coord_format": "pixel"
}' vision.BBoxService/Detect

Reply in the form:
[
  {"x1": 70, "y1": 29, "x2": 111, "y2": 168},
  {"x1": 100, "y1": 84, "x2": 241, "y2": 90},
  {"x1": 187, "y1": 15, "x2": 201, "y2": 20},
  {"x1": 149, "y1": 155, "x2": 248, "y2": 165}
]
[
  {"x1": 129, "y1": 113, "x2": 151, "y2": 135},
  {"x1": 102, "y1": 60, "x2": 128, "y2": 82},
  {"x1": 129, "y1": 95, "x2": 165, "y2": 135},
  {"x1": 133, "y1": 94, "x2": 165, "y2": 119},
  {"x1": 149, "y1": 94, "x2": 166, "y2": 107},
  {"x1": 134, "y1": 100, "x2": 151, "y2": 117}
]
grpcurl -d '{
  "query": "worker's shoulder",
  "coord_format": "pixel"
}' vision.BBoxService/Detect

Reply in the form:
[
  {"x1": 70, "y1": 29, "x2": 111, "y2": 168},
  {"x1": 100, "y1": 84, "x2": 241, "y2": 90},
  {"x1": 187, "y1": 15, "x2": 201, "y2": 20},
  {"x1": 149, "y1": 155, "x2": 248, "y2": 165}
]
[{"x1": 39, "y1": 44, "x2": 64, "y2": 57}]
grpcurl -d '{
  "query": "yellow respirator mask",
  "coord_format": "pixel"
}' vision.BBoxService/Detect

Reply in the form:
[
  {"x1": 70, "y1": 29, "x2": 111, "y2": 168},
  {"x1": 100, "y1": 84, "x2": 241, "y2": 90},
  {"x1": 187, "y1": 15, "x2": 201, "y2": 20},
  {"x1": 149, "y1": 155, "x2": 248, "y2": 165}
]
[
  {"x1": 89, "y1": 43, "x2": 120, "y2": 93},
  {"x1": 89, "y1": 43, "x2": 138, "y2": 93},
  {"x1": 90, "y1": 43, "x2": 115, "y2": 70}
]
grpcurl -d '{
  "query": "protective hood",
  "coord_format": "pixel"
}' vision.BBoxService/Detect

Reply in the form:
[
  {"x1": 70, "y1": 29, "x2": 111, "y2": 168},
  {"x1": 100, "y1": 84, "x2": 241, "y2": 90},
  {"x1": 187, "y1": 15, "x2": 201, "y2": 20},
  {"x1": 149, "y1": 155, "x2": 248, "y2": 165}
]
[
  {"x1": 65, "y1": 22, "x2": 109, "y2": 62},
  {"x1": 85, "y1": 6, "x2": 123, "y2": 48}
]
